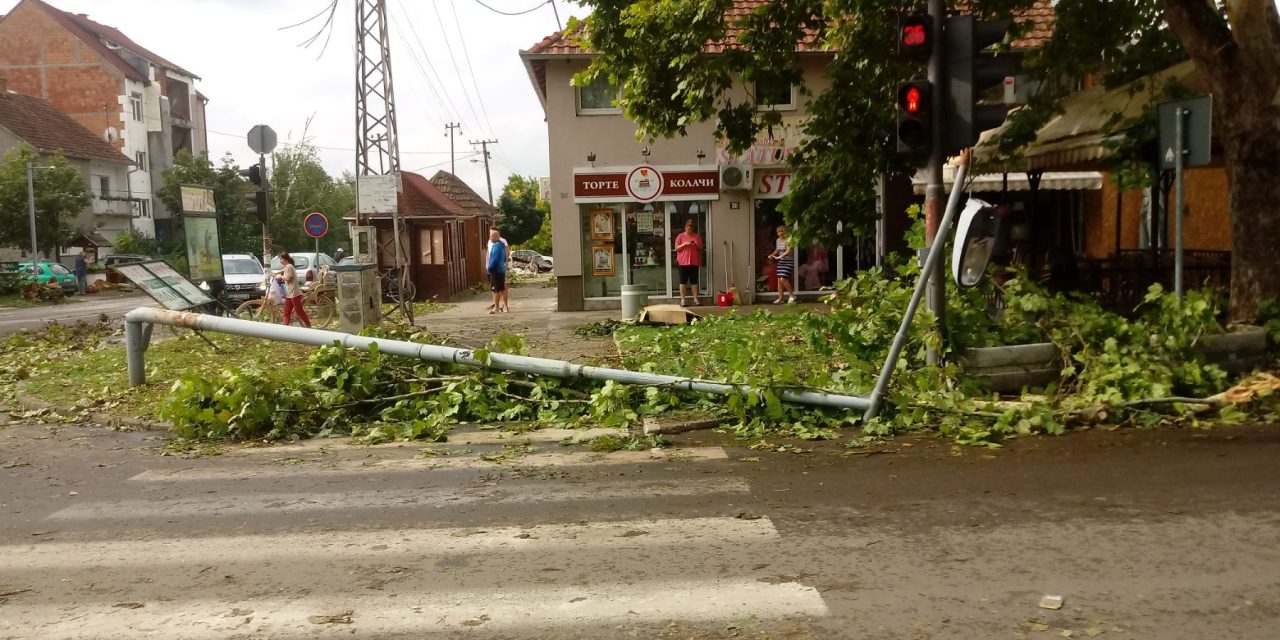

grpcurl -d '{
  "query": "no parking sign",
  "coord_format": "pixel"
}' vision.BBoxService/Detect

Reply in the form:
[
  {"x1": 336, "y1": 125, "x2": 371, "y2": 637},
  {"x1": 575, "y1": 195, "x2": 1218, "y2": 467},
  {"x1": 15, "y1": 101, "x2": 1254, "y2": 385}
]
[{"x1": 304, "y1": 212, "x2": 328, "y2": 239}]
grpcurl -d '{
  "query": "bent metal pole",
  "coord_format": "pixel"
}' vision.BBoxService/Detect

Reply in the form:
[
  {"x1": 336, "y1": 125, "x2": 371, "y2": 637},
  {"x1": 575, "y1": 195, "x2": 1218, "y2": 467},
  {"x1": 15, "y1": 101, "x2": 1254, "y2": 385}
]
[
  {"x1": 862, "y1": 148, "x2": 973, "y2": 422},
  {"x1": 123, "y1": 308, "x2": 872, "y2": 412}
]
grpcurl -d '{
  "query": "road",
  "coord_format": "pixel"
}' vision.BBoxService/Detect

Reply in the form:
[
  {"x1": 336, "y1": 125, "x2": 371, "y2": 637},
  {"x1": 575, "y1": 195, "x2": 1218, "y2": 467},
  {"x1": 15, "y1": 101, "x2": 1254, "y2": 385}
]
[
  {"x1": 0, "y1": 294, "x2": 155, "y2": 334},
  {"x1": 1, "y1": 419, "x2": 1278, "y2": 639}
]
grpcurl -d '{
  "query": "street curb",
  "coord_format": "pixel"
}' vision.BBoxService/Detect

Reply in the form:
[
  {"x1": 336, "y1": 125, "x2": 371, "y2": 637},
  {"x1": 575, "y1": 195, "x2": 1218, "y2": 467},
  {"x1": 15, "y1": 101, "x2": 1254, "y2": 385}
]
[{"x1": 14, "y1": 382, "x2": 170, "y2": 432}]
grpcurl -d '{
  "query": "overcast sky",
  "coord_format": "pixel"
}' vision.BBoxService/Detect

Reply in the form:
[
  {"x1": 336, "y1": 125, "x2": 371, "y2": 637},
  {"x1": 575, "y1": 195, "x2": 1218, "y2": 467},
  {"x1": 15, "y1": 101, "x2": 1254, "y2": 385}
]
[{"x1": 31, "y1": 0, "x2": 566, "y2": 200}]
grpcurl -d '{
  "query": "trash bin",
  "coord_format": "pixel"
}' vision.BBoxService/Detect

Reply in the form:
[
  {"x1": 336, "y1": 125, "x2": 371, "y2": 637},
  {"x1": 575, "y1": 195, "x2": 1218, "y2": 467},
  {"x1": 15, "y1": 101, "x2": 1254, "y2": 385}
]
[{"x1": 621, "y1": 284, "x2": 648, "y2": 318}]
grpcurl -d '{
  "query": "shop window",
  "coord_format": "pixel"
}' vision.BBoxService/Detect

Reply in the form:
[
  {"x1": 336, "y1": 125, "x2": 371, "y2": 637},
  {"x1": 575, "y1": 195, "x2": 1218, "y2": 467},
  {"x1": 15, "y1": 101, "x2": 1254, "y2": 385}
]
[
  {"x1": 577, "y1": 75, "x2": 620, "y2": 114},
  {"x1": 754, "y1": 199, "x2": 836, "y2": 294},
  {"x1": 580, "y1": 201, "x2": 711, "y2": 299},
  {"x1": 582, "y1": 204, "x2": 624, "y2": 298},
  {"x1": 754, "y1": 79, "x2": 796, "y2": 111}
]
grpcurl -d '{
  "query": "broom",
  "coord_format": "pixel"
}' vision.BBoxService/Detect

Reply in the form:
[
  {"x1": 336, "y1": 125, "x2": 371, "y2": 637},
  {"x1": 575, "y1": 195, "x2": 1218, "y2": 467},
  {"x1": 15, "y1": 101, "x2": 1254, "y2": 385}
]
[{"x1": 728, "y1": 241, "x2": 741, "y2": 305}]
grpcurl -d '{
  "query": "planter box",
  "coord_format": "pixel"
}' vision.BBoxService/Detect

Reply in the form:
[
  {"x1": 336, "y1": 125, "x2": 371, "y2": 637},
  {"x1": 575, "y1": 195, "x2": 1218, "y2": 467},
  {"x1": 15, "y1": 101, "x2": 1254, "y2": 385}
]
[
  {"x1": 1196, "y1": 328, "x2": 1268, "y2": 374},
  {"x1": 960, "y1": 343, "x2": 1061, "y2": 394}
]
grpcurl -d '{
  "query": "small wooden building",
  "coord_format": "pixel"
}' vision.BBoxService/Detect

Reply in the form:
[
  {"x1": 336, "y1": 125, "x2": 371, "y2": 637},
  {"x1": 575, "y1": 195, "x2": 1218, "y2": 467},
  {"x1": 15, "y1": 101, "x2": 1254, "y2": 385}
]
[
  {"x1": 429, "y1": 171, "x2": 500, "y2": 288},
  {"x1": 344, "y1": 171, "x2": 495, "y2": 301}
]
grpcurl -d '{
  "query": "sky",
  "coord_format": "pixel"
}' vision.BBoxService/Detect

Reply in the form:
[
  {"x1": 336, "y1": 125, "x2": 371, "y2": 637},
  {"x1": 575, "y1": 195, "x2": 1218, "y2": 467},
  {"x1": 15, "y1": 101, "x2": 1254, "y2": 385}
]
[{"x1": 28, "y1": 0, "x2": 566, "y2": 201}]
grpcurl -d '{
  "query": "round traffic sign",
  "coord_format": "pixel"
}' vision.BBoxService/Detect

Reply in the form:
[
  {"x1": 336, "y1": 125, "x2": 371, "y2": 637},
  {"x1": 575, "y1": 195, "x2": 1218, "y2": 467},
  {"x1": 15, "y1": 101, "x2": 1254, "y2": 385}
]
[{"x1": 303, "y1": 212, "x2": 328, "y2": 239}]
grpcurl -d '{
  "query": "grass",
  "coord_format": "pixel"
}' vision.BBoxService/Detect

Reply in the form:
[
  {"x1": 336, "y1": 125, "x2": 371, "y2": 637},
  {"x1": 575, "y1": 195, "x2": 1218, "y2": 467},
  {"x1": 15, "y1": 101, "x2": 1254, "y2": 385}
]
[
  {"x1": 615, "y1": 311, "x2": 846, "y2": 389},
  {"x1": 23, "y1": 333, "x2": 315, "y2": 420},
  {"x1": 0, "y1": 294, "x2": 39, "y2": 309},
  {"x1": 381, "y1": 300, "x2": 455, "y2": 318}
]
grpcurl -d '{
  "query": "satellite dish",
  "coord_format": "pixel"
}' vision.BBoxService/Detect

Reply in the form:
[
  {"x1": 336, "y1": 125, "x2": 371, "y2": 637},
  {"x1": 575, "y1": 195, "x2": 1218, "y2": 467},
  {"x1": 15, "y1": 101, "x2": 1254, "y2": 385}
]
[
  {"x1": 951, "y1": 197, "x2": 1000, "y2": 289},
  {"x1": 104, "y1": 126, "x2": 119, "y2": 143}
]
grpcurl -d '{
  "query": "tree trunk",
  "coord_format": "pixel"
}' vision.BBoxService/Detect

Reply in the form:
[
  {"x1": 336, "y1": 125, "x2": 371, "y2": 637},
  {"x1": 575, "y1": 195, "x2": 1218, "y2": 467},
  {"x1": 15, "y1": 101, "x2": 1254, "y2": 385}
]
[
  {"x1": 1223, "y1": 114, "x2": 1280, "y2": 321},
  {"x1": 1161, "y1": 0, "x2": 1280, "y2": 321}
]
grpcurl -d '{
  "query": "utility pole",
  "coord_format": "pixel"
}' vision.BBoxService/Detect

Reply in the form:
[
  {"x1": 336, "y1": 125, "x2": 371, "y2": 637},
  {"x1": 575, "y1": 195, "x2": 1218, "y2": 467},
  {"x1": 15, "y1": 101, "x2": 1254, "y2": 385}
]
[
  {"x1": 923, "y1": 0, "x2": 945, "y2": 366},
  {"x1": 471, "y1": 139, "x2": 498, "y2": 205},
  {"x1": 444, "y1": 122, "x2": 461, "y2": 175},
  {"x1": 25, "y1": 162, "x2": 38, "y2": 258}
]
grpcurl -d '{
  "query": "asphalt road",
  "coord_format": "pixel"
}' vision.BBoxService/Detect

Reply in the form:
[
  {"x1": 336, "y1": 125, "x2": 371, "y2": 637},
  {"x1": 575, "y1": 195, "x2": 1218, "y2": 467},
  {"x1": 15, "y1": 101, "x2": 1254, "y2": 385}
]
[
  {"x1": 0, "y1": 294, "x2": 155, "y2": 334},
  {"x1": 1, "y1": 419, "x2": 1278, "y2": 639}
]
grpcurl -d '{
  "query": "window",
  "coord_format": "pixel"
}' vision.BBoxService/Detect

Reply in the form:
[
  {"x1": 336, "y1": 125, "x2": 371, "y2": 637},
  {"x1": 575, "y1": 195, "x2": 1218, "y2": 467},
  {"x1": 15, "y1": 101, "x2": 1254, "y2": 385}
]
[
  {"x1": 577, "y1": 75, "x2": 619, "y2": 114},
  {"x1": 137, "y1": 200, "x2": 150, "y2": 218},
  {"x1": 97, "y1": 176, "x2": 110, "y2": 197},
  {"x1": 754, "y1": 79, "x2": 796, "y2": 111},
  {"x1": 135, "y1": 151, "x2": 147, "y2": 169},
  {"x1": 130, "y1": 92, "x2": 143, "y2": 122}
]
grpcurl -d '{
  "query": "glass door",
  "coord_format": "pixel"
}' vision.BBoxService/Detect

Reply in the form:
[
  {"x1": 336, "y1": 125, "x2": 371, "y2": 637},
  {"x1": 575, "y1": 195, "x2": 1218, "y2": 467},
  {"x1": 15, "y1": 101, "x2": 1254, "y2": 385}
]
[
  {"x1": 624, "y1": 203, "x2": 667, "y2": 295},
  {"x1": 667, "y1": 201, "x2": 710, "y2": 298},
  {"x1": 753, "y1": 199, "x2": 837, "y2": 295}
]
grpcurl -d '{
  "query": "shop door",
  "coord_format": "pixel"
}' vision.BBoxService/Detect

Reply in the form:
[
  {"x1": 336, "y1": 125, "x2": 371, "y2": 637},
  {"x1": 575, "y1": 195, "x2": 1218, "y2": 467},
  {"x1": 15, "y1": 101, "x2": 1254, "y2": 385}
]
[
  {"x1": 753, "y1": 200, "x2": 836, "y2": 295},
  {"x1": 666, "y1": 202, "x2": 711, "y2": 298}
]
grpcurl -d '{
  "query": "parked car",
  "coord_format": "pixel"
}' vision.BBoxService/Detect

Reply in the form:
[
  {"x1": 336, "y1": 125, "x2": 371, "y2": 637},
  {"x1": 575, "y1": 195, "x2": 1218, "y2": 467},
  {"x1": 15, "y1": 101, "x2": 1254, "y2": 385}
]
[
  {"x1": 101, "y1": 254, "x2": 150, "y2": 268},
  {"x1": 18, "y1": 261, "x2": 77, "y2": 295},
  {"x1": 511, "y1": 250, "x2": 553, "y2": 273},
  {"x1": 216, "y1": 254, "x2": 267, "y2": 302},
  {"x1": 268, "y1": 252, "x2": 336, "y2": 289}
]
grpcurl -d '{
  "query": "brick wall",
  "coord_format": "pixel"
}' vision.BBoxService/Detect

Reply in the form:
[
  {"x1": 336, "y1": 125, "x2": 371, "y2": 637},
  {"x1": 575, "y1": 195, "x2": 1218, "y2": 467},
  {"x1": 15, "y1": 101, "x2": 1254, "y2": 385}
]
[
  {"x1": 0, "y1": 1, "x2": 126, "y2": 148},
  {"x1": 1083, "y1": 167, "x2": 1232, "y2": 258}
]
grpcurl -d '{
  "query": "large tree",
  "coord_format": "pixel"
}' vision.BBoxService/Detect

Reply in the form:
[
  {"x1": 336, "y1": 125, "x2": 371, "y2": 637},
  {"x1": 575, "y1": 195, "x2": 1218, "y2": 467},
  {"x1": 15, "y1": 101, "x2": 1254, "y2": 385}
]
[
  {"x1": 0, "y1": 144, "x2": 90, "y2": 258},
  {"x1": 577, "y1": 0, "x2": 1280, "y2": 320},
  {"x1": 269, "y1": 142, "x2": 354, "y2": 256},
  {"x1": 497, "y1": 175, "x2": 547, "y2": 247}
]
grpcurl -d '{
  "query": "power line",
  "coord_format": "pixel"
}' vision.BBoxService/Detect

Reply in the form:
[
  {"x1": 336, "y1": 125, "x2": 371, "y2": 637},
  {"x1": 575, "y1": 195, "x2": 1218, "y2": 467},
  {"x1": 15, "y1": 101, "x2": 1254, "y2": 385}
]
[
  {"x1": 390, "y1": 0, "x2": 471, "y2": 131},
  {"x1": 205, "y1": 128, "x2": 451, "y2": 155},
  {"x1": 448, "y1": 0, "x2": 495, "y2": 134},
  {"x1": 470, "y1": 0, "x2": 550, "y2": 17},
  {"x1": 430, "y1": 0, "x2": 491, "y2": 138}
]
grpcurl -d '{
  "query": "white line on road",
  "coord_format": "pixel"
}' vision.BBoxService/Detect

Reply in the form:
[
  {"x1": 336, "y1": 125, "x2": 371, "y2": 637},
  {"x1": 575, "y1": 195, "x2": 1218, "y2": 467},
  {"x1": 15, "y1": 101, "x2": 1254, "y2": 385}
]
[
  {"x1": 46, "y1": 476, "x2": 751, "y2": 521},
  {"x1": 128, "y1": 447, "x2": 730, "y2": 482}
]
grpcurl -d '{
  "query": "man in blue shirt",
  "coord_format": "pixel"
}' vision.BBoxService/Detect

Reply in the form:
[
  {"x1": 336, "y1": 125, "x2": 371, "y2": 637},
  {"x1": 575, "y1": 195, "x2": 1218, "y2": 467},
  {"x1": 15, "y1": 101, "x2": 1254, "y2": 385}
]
[{"x1": 486, "y1": 227, "x2": 509, "y2": 314}]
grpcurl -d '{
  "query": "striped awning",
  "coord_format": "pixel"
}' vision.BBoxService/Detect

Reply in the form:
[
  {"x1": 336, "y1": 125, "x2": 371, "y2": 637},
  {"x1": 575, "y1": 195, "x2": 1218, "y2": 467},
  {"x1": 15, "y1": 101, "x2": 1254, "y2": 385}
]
[{"x1": 912, "y1": 169, "x2": 1103, "y2": 194}]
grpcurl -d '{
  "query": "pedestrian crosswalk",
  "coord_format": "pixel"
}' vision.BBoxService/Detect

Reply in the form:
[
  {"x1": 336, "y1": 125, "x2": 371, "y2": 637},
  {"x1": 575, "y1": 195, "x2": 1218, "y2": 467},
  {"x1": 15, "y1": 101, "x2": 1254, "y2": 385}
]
[{"x1": 1, "y1": 439, "x2": 830, "y2": 639}]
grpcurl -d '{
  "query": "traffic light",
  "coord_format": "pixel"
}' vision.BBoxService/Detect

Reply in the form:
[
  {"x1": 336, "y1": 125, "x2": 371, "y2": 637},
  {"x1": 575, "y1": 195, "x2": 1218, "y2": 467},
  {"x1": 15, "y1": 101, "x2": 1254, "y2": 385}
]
[
  {"x1": 239, "y1": 163, "x2": 263, "y2": 188},
  {"x1": 896, "y1": 80, "x2": 932, "y2": 154},
  {"x1": 897, "y1": 15, "x2": 931, "y2": 59},
  {"x1": 943, "y1": 16, "x2": 1016, "y2": 155},
  {"x1": 240, "y1": 163, "x2": 268, "y2": 223}
]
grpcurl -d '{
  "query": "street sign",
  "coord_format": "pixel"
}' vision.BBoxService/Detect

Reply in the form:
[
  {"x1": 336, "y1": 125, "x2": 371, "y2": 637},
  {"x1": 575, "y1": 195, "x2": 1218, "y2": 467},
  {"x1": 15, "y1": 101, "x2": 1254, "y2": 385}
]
[
  {"x1": 247, "y1": 124, "x2": 278, "y2": 155},
  {"x1": 116, "y1": 260, "x2": 214, "y2": 311},
  {"x1": 1158, "y1": 95, "x2": 1212, "y2": 170},
  {"x1": 304, "y1": 212, "x2": 329, "y2": 239}
]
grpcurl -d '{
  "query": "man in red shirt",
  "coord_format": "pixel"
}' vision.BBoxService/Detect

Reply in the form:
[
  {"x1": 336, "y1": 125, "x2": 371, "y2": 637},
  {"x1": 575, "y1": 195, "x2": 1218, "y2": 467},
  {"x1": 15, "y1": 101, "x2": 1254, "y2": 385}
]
[{"x1": 674, "y1": 219, "x2": 704, "y2": 306}]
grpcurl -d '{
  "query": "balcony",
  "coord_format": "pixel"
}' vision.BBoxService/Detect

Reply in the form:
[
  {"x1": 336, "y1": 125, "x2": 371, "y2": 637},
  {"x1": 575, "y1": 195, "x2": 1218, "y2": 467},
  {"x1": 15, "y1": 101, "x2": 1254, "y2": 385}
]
[{"x1": 92, "y1": 197, "x2": 134, "y2": 217}]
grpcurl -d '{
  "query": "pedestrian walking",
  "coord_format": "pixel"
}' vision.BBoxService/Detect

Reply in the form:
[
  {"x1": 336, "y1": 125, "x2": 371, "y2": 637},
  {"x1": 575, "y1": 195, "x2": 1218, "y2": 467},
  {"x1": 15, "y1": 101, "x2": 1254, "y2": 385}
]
[
  {"x1": 768, "y1": 225, "x2": 797, "y2": 304},
  {"x1": 73, "y1": 252, "x2": 87, "y2": 295},
  {"x1": 675, "y1": 219, "x2": 704, "y2": 306},
  {"x1": 487, "y1": 228, "x2": 509, "y2": 314},
  {"x1": 485, "y1": 231, "x2": 509, "y2": 312},
  {"x1": 276, "y1": 252, "x2": 311, "y2": 327}
]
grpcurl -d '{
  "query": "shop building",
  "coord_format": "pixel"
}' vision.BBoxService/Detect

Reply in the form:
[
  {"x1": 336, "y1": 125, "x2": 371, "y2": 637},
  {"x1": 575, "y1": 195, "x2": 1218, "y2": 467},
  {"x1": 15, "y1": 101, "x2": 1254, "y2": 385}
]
[{"x1": 520, "y1": 22, "x2": 861, "y2": 311}]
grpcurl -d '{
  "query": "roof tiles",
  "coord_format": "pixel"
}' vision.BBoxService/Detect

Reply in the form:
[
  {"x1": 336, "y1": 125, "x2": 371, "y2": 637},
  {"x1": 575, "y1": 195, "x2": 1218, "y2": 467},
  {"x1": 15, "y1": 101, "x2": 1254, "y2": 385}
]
[{"x1": 0, "y1": 90, "x2": 133, "y2": 164}]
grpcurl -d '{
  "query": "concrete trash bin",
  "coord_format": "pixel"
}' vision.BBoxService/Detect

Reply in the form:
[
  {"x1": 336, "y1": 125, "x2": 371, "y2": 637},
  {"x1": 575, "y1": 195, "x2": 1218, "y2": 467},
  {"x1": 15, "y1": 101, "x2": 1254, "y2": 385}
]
[{"x1": 621, "y1": 284, "x2": 649, "y2": 318}]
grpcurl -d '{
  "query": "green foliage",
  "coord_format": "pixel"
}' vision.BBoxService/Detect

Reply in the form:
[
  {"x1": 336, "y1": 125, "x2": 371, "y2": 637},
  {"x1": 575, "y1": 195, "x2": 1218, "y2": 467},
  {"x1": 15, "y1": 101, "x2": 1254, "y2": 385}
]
[
  {"x1": 158, "y1": 151, "x2": 262, "y2": 258},
  {"x1": 0, "y1": 144, "x2": 91, "y2": 257},
  {"x1": 588, "y1": 433, "x2": 670, "y2": 452},
  {"x1": 497, "y1": 175, "x2": 546, "y2": 246},
  {"x1": 522, "y1": 197, "x2": 554, "y2": 255},
  {"x1": 270, "y1": 143, "x2": 354, "y2": 255},
  {"x1": 109, "y1": 229, "x2": 158, "y2": 256}
]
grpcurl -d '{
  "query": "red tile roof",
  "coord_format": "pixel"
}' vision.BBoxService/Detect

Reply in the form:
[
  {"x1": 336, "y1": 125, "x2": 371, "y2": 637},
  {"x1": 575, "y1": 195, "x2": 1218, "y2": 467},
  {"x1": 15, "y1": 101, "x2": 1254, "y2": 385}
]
[
  {"x1": 29, "y1": 0, "x2": 199, "y2": 82},
  {"x1": 0, "y1": 90, "x2": 133, "y2": 164},
  {"x1": 430, "y1": 171, "x2": 498, "y2": 218},
  {"x1": 524, "y1": 0, "x2": 1053, "y2": 56}
]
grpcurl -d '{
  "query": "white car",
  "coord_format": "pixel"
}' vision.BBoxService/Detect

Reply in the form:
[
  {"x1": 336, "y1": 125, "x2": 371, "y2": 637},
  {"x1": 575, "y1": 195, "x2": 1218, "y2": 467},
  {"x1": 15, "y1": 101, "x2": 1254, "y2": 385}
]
[
  {"x1": 268, "y1": 252, "x2": 336, "y2": 290},
  {"x1": 220, "y1": 254, "x2": 267, "y2": 302}
]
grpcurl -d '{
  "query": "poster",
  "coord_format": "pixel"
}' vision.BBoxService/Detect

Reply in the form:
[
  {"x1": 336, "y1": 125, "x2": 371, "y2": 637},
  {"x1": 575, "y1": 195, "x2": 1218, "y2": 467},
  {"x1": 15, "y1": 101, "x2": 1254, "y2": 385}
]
[
  {"x1": 116, "y1": 261, "x2": 213, "y2": 310},
  {"x1": 180, "y1": 185, "x2": 216, "y2": 214},
  {"x1": 590, "y1": 209, "x2": 615, "y2": 241},
  {"x1": 591, "y1": 245, "x2": 615, "y2": 277},
  {"x1": 636, "y1": 210, "x2": 654, "y2": 234},
  {"x1": 183, "y1": 214, "x2": 224, "y2": 281}
]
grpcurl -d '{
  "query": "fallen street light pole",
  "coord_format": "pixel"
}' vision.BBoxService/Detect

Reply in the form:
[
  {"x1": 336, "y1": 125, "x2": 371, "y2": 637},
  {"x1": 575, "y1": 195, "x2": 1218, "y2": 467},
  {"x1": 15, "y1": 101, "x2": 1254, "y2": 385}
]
[{"x1": 123, "y1": 308, "x2": 872, "y2": 412}]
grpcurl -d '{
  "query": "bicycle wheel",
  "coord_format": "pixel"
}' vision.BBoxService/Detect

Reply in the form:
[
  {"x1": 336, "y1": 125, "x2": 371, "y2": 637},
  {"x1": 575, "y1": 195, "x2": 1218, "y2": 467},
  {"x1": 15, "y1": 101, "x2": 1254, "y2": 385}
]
[
  {"x1": 305, "y1": 295, "x2": 336, "y2": 328},
  {"x1": 235, "y1": 299, "x2": 281, "y2": 323}
]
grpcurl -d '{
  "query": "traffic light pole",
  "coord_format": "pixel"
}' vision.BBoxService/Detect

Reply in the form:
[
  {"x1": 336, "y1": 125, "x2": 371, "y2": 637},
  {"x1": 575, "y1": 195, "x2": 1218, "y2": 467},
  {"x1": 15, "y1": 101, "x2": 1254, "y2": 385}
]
[
  {"x1": 260, "y1": 152, "x2": 271, "y2": 264},
  {"x1": 924, "y1": 0, "x2": 946, "y2": 366}
]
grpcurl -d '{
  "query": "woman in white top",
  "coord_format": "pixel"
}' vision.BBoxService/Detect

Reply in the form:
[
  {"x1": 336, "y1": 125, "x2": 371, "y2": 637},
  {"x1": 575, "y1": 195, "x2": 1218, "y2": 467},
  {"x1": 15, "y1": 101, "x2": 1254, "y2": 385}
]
[{"x1": 276, "y1": 252, "x2": 311, "y2": 327}]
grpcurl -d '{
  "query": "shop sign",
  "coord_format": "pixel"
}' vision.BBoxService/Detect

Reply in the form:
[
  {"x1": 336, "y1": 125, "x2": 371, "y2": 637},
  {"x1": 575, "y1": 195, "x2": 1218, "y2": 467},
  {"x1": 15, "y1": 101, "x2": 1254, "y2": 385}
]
[
  {"x1": 756, "y1": 172, "x2": 794, "y2": 199},
  {"x1": 718, "y1": 116, "x2": 808, "y2": 167},
  {"x1": 574, "y1": 166, "x2": 721, "y2": 202}
]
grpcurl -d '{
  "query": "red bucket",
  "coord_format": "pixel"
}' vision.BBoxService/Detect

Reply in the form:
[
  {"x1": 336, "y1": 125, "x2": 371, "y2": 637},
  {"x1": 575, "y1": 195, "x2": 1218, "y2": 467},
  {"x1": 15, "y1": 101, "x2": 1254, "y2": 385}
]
[{"x1": 716, "y1": 291, "x2": 734, "y2": 307}]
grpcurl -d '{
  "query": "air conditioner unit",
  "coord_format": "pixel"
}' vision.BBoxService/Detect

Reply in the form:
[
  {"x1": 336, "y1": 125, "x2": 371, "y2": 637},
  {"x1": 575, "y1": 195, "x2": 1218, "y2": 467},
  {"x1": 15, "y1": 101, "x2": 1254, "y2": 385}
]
[{"x1": 720, "y1": 164, "x2": 753, "y2": 191}]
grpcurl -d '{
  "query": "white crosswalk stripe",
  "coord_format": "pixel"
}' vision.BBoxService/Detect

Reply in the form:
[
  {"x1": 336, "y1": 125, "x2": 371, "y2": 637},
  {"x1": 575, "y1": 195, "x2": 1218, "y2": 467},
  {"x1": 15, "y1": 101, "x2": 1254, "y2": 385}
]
[{"x1": 3, "y1": 440, "x2": 830, "y2": 638}]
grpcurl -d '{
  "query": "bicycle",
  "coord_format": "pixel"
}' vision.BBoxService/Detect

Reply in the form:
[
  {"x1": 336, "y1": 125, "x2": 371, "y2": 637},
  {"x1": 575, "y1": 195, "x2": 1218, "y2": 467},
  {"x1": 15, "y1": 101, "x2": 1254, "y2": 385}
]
[
  {"x1": 234, "y1": 272, "x2": 336, "y2": 328},
  {"x1": 380, "y1": 267, "x2": 416, "y2": 304}
]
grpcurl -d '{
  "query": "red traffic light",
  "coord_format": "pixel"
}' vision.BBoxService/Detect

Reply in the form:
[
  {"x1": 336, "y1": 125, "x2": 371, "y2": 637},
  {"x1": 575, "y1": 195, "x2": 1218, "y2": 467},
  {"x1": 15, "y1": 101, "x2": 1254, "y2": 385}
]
[
  {"x1": 898, "y1": 82, "x2": 930, "y2": 113},
  {"x1": 903, "y1": 86, "x2": 923, "y2": 113},
  {"x1": 897, "y1": 15, "x2": 931, "y2": 58},
  {"x1": 896, "y1": 81, "x2": 932, "y2": 153}
]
